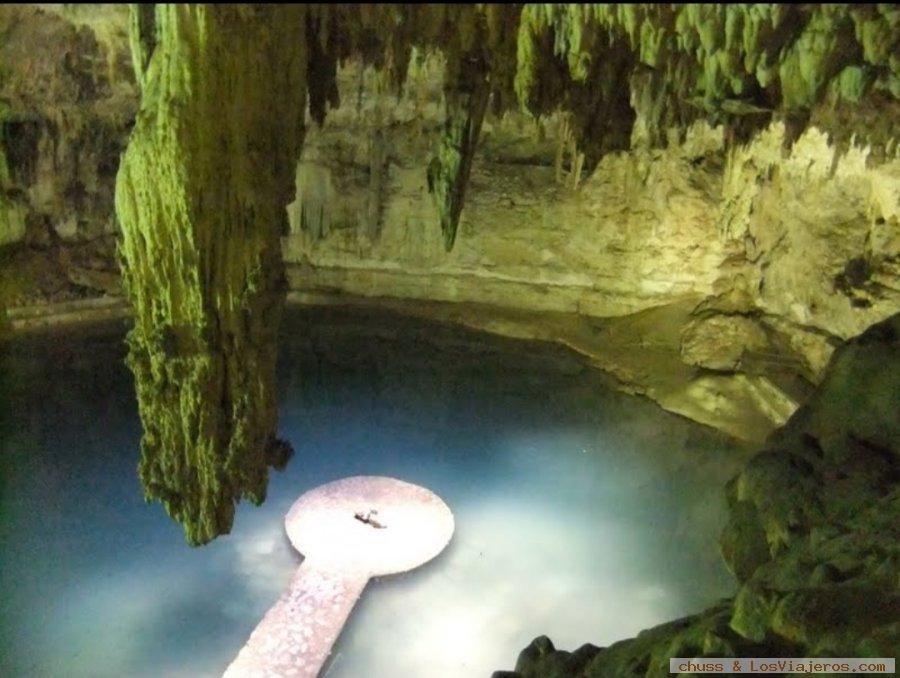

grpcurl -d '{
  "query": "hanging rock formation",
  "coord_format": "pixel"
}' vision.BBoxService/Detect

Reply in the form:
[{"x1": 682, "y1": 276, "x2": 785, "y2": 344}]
[
  {"x1": 8, "y1": 4, "x2": 894, "y2": 253},
  {"x1": 115, "y1": 5, "x2": 312, "y2": 545}
]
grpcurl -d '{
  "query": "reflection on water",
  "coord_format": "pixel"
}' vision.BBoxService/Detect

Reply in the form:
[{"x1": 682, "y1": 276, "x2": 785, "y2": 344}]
[{"x1": 0, "y1": 307, "x2": 750, "y2": 677}]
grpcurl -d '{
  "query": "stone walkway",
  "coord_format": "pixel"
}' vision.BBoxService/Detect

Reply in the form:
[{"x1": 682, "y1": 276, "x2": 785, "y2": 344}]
[{"x1": 224, "y1": 476, "x2": 454, "y2": 678}]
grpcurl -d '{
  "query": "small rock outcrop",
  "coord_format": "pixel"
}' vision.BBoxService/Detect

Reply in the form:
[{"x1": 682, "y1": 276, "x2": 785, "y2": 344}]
[
  {"x1": 680, "y1": 315, "x2": 771, "y2": 372},
  {"x1": 496, "y1": 312, "x2": 900, "y2": 677}
]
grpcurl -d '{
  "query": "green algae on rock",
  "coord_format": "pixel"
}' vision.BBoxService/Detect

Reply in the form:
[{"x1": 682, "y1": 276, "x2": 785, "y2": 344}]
[
  {"x1": 115, "y1": 5, "x2": 311, "y2": 545},
  {"x1": 514, "y1": 4, "x2": 899, "y2": 156}
]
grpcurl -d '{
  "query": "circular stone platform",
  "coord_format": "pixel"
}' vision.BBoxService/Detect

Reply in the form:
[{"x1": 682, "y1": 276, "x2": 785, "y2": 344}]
[
  {"x1": 224, "y1": 476, "x2": 454, "y2": 677},
  {"x1": 285, "y1": 475, "x2": 455, "y2": 575}
]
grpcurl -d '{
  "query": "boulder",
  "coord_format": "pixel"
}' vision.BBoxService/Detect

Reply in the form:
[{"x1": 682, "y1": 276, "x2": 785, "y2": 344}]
[{"x1": 680, "y1": 314, "x2": 770, "y2": 371}]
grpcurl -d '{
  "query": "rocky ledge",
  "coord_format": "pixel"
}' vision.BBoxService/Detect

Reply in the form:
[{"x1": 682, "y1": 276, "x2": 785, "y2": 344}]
[{"x1": 494, "y1": 312, "x2": 900, "y2": 677}]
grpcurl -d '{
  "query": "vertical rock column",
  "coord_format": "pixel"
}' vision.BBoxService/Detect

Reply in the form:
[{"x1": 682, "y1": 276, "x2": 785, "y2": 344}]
[
  {"x1": 427, "y1": 57, "x2": 491, "y2": 252},
  {"x1": 115, "y1": 5, "x2": 310, "y2": 545}
]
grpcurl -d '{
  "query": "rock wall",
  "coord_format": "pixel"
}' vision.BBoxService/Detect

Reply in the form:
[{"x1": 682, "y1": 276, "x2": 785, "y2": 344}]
[
  {"x1": 495, "y1": 312, "x2": 900, "y2": 677},
  {"x1": 719, "y1": 126, "x2": 900, "y2": 375},
  {"x1": 0, "y1": 5, "x2": 136, "y2": 245},
  {"x1": 285, "y1": 60, "x2": 899, "y2": 385},
  {"x1": 285, "y1": 61, "x2": 730, "y2": 318},
  {"x1": 280, "y1": 60, "x2": 898, "y2": 438},
  {"x1": 0, "y1": 4, "x2": 136, "y2": 303},
  {"x1": 1, "y1": 5, "x2": 898, "y2": 673}
]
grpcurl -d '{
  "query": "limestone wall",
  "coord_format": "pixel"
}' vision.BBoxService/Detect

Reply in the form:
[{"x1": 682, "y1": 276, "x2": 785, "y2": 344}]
[
  {"x1": 285, "y1": 121, "x2": 727, "y2": 318},
  {"x1": 0, "y1": 5, "x2": 136, "y2": 303},
  {"x1": 0, "y1": 4, "x2": 137, "y2": 245},
  {"x1": 284, "y1": 62, "x2": 900, "y2": 384}
]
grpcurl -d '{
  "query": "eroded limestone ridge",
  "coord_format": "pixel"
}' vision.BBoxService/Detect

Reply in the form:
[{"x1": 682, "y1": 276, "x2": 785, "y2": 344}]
[{"x1": 497, "y1": 312, "x2": 900, "y2": 677}]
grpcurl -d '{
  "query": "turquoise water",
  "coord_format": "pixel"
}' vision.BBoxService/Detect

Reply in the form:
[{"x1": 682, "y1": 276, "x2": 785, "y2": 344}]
[{"x1": 1, "y1": 307, "x2": 747, "y2": 677}]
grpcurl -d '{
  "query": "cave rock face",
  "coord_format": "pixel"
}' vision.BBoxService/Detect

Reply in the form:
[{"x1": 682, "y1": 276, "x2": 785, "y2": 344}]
[
  {"x1": 1, "y1": 5, "x2": 898, "y2": 532},
  {"x1": 287, "y1": 89, "x2": 899, "y2": 384},
  {"x1": 500, "y1": 312, "x2": 900, "y2": 677},
  {"x1": 680, "y1": 315, "x2": 770, "y2": 372},
  {"x1": 722, "y1": 312, "x2": 899, "y2": 656},
  {"x1": 0, "y1": 5, "x2": 137, "y2": 247}
]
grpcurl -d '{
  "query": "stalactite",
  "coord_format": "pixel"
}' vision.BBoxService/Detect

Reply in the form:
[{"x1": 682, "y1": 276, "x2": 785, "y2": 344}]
[
  {"x1": 427, "y1": 55, "x2": 491, "y2": 252},
  {"x1": 293, "y1": 157, "x2": 332, "y2": 242},
  {"x1": 365, "y1": 126, "x2": 388, "y2": 241},
  {"x1": 115, "y1": 4, "x2": 312, "y2": 545},
  {"x1": 417, "y1": 5, "x2": 521, "y2": 250},
  {"x1": 513, "y1": 4, "x2": 899, "y2": 166},
  {"x1": 0, "y1": 107, "x2": 15, "y2": 245},
  {"x1": 128, "y1": 3, "x2": 155, "y2": 89}
]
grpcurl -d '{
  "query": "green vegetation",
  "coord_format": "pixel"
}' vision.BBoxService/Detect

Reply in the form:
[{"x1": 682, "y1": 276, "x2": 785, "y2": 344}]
[{"x1": 116, "y1": 5, "x2": 310, "y2": 545}]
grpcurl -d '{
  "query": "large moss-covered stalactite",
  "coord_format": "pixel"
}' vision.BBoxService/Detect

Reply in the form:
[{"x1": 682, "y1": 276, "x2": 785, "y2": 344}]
[{"x1": 115, "y1": 4, "x2": 312, "y2": 545}]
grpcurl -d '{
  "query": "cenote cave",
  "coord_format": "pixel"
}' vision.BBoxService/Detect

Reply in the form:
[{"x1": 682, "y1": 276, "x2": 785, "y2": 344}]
[{"x1": 1, "y1": 4, "x2": 898, "y2": 678}]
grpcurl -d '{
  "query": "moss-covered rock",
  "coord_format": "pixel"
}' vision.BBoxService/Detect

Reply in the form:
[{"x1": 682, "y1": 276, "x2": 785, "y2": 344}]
[
  {"x1": 499, "y1": 312, "x2": 900, "y2": 676},
  {"x1": 515, "y1": 4, "x2": 900, "y2": 156},
  {"x1": 115, "y1": 5, "x2": 315, "y2": 545}
]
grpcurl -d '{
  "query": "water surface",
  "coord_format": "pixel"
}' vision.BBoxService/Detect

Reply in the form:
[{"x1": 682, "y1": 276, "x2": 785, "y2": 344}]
[{"x1": 1, "y1": 307, "x2": 748, "y2": 677}]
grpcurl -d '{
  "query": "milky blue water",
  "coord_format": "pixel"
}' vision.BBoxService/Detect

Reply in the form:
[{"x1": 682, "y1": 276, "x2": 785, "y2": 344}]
[{"x1": 0, "y1": 307, "x2": 748, "y2": 677}]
